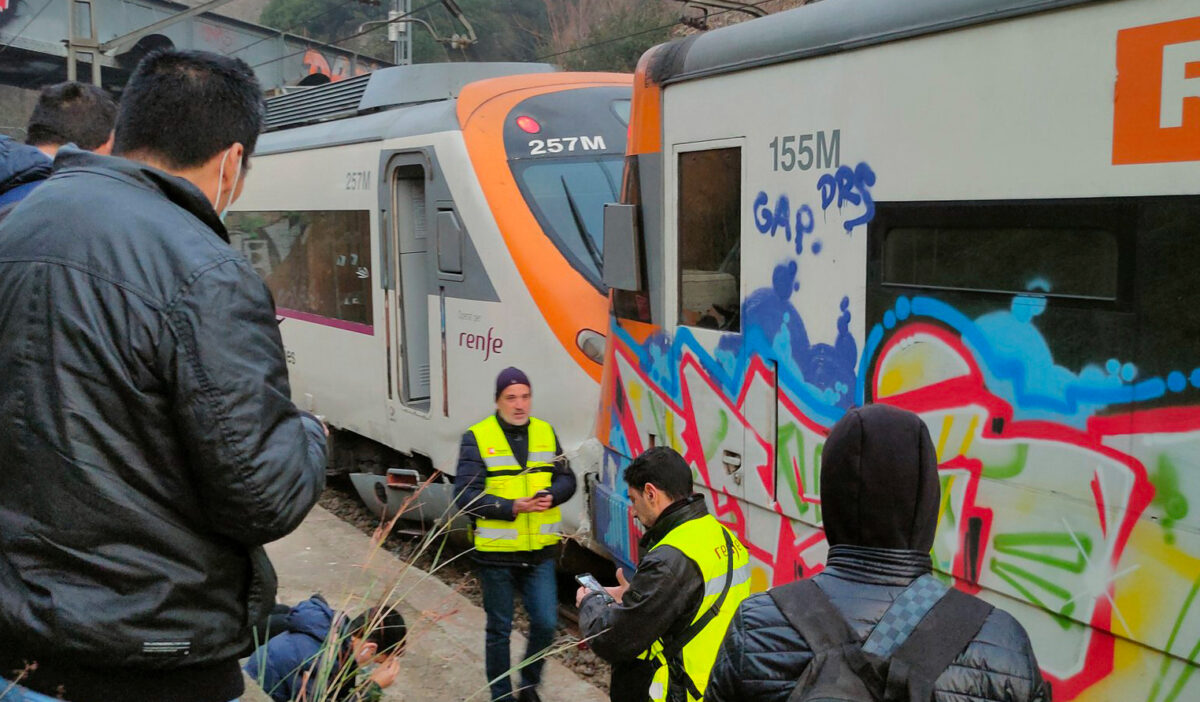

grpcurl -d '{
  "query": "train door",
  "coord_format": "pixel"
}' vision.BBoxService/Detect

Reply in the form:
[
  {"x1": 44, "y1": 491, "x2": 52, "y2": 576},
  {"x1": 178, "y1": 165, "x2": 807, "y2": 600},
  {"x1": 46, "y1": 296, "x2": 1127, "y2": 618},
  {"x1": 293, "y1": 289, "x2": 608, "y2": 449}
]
[
  {"x1": 667, "y1": 139, "x2": 762, "y2": 506},
  {"x1": 388, "y1": 158, "x2": 432, "y2": 410}
]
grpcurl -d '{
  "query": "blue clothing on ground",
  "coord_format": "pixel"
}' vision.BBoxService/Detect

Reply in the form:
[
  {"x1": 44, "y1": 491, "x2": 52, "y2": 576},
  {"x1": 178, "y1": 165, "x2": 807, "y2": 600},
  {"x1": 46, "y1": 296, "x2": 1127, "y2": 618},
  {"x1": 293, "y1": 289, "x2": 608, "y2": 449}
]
[
  {"x1": 244, "y1": 595, "x2": 339, "y2": 702},
  {"x1": 478, "y1": 558, "x2": 558, "y2": 702},
  {"x1": 0, "y1": 678, "x2": 63, "y2": 702}
]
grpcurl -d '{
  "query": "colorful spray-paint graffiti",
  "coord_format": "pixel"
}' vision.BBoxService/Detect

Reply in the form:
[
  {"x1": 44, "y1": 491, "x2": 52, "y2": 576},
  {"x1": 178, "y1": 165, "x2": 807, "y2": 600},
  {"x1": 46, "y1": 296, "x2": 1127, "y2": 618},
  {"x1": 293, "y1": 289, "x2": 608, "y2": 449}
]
[
  {"x1": 592, "y1": 162, "x2": 1200, "y2": 699},
  {"x1": 302, "y1": 49, "x2": 381, "y2": 82}
]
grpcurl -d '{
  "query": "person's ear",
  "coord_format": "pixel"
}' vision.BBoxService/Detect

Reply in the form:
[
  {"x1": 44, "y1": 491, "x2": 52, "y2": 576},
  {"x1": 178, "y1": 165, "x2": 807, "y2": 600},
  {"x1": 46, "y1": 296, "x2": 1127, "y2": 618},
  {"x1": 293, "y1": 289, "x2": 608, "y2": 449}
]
[
  {"x1": 356, "y1": 641, "x2": 378, "y2": 665},
  {"x1": 94, "y1": 132, "x2": 114, "y2": 156}
]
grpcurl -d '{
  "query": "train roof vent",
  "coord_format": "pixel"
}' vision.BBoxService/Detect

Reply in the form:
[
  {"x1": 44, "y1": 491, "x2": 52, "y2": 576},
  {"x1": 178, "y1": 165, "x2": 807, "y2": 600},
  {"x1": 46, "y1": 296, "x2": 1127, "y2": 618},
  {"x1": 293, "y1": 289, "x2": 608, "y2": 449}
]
[
  {"x1": 264, "y1": 62, "x2": 557, "y2": 132},
  {"x1": 264, "y1": 73, "x2": 371, "y2": 131}
]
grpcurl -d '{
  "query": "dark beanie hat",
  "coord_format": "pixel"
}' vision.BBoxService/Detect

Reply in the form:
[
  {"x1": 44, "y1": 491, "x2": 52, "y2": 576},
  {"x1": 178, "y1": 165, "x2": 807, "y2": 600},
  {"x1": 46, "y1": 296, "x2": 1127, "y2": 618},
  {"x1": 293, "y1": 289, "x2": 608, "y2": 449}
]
[{"x1": 495, "y1": 367, "x2": 530, "y2": 399}]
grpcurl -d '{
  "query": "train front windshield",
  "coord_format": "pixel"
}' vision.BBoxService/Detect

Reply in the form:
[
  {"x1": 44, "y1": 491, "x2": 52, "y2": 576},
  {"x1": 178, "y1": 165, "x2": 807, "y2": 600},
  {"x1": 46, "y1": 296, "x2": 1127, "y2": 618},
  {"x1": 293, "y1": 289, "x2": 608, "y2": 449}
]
[
  {"x1": 504, "y1": 87, "x2": 631, "y2": 289},
  {"x1": 510, "y1": 156, "x2": 623, "y2": 287}
]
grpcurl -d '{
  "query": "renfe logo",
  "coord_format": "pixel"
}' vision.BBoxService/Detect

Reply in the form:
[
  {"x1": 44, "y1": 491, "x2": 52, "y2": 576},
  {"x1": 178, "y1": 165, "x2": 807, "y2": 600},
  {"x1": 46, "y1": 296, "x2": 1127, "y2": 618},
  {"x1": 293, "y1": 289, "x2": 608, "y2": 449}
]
[{"x1": 1113, "y1": 16, "x2": 1200, "y2": 164}]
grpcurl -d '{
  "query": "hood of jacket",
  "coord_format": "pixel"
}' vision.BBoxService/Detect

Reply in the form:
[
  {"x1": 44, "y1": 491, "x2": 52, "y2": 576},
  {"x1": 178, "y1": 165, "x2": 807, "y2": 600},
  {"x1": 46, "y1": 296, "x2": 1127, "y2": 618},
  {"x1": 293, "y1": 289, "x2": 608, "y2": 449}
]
[
  {"x1": 284, "y1": 595, "x2": 337, "y2": 642},
  {"x1": 0, "y1": 135, "x2": 52, "y2": 195},
  {"x1": 820, "y1": 404, "x2": 939, "y2": 551}
]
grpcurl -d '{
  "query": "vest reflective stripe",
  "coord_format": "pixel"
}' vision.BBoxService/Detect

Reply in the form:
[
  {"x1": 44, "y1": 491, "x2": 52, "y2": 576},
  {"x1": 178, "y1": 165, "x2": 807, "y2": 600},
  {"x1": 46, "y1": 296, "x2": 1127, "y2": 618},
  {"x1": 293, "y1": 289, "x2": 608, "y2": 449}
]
[
  {"x1": 475, "y1": 527, "x2": 520, "y2": 541},
  {"x1": 641, "y1": 514, "x2": 751, "y2": 702},
  {"x1": 469, "y1": 415, "x2": 562, "y2": 553},
  {"x1": 703, "y1": 564, "x2": 751, "y2": 599}
]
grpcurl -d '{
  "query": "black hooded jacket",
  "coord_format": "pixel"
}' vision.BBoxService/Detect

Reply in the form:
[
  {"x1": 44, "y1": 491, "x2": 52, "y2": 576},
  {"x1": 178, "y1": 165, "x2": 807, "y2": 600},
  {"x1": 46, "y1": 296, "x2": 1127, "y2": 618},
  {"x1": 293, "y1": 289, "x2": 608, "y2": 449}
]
[
  {"x1": 0, "y1": 149, "x2": 327, "y2": 702},
  {"x1": 706, "y1": 405, "x2": 1051, "y2": 702}
]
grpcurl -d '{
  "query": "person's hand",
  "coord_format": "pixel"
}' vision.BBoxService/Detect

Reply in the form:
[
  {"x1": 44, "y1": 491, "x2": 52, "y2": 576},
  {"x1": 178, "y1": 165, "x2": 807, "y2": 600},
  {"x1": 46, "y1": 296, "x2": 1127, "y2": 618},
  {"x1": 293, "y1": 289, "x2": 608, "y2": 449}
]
[
  {"x1": 513, "y1": 495, "x2": 553, "y2": 514},
  {"x1": 606, "y1": 568, "x2": 631, "y2": 604},
  {"x1": 575, "y1": 585, "x2": 590, "y2": 608},
  {"x1": 368, "y1": 656, "x2": 400, "y2": 689}
]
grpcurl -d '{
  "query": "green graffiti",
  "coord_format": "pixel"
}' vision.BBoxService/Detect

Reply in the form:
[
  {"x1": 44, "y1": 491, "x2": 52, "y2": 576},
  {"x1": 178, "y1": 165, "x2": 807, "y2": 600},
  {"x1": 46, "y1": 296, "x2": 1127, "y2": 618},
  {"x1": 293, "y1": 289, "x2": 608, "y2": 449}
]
[
  {"x1": 981, "y1": 444, "x2": 1029, "y2": 480},
  {"x1": 646, "y1": 394, "x2": 668, "y2": 446},
  {"x1": 1151, "y1": 454, "x2": 1189, "y2": 546},
  {"x1": 993, "y1": 532, "x2": 1093, "y2": 573},
  {"x1": 777, "y1": 422, "x2": 822, "y2": 523},
  {"x1": 1149, "y1": 577, "x2": 1200, "y2": 702},
  {"x1": 702, "y1": 409, "x2": 730, "y2": 461},
  {"x1": 990, "y1": 559, "x2": 1077, "y2": 626}
]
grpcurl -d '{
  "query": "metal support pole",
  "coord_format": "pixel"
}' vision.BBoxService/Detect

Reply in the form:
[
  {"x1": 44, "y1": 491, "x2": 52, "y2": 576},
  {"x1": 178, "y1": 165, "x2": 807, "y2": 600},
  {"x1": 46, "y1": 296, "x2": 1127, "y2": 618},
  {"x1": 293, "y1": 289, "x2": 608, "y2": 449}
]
[{"x1": 67, "y1": 0, "x2": 102, "y2": 86}]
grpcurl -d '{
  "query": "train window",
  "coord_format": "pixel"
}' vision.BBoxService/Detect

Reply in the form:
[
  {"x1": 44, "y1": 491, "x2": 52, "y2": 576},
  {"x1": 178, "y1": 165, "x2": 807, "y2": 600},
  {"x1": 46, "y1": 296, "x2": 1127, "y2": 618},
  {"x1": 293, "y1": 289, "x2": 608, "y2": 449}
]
[
  {"x1": 678, "y1": 147, "x2": 741, "y2": 331},
  {"x1": 881, "y1": 204, "x2": 1123, "y2": 300},
  {"x1": 225, "y1": 210, "x2": 373, "y2": 327},
  {"x1": 511, "y1": 155, "x2": 624, "y2": 288}
]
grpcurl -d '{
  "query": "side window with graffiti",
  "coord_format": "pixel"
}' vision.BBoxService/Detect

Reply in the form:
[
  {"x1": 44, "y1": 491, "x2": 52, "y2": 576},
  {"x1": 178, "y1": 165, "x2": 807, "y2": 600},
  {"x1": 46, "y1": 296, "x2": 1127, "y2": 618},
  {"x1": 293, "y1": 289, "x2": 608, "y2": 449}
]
[
  {"x1": 677, "y1": 147, "x2": 741, "y2": 331},
  {"x1": 224, "y1": 210, "x2": 373, "y2": 326}
]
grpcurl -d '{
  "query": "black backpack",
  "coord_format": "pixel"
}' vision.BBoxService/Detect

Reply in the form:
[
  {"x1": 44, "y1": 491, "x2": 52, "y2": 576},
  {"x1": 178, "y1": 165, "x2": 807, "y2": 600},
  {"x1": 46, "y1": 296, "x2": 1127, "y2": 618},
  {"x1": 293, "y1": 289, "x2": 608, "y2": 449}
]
[{"x1": 768, "y1": 574, "x2": 993, "y2": 702}]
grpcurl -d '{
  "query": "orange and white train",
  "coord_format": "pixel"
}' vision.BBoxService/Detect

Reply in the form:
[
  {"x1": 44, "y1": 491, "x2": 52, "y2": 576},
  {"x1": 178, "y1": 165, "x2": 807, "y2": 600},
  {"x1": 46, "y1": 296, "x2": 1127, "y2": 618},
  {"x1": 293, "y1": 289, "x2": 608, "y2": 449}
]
[{"x1": 227, "y1": 64, "x2": 630, "y2": 530}]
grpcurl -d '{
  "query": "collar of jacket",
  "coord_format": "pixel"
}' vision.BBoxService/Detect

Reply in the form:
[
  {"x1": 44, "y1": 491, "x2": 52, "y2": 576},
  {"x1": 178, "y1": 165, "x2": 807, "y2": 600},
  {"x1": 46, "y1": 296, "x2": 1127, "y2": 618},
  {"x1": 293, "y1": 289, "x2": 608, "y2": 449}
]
[
  {"x1": 821, "y1": 544, "x2": 932, "y2": 585},
  {"x1": 53, "y1": 146, "x2": 228, "y2": 241},
  {"x1": 639, "y1": 493, "x2": 708, "y2": 553},
  {"x1": 494, "y1": 411, "x2": 530, "y2": 436}
]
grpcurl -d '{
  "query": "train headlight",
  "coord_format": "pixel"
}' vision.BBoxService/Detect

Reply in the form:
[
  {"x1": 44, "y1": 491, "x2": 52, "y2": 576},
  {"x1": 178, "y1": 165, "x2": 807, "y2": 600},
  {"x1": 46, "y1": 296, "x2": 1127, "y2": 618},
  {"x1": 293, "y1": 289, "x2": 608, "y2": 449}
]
[
  {"x1": 516, "y1": 115, "x2": 541, "y2": 134},
  {"x1": 576, "y1": 328, "x2": 606, "y2": 365}
]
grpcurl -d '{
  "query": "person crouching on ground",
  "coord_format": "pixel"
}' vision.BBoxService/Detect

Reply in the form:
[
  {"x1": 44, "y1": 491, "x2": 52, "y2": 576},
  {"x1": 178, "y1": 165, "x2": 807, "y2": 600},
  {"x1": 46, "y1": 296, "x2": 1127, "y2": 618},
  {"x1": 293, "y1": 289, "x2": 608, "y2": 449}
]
[{"x1": 244, "y1": 594, "x2": 406, "y2": 702}]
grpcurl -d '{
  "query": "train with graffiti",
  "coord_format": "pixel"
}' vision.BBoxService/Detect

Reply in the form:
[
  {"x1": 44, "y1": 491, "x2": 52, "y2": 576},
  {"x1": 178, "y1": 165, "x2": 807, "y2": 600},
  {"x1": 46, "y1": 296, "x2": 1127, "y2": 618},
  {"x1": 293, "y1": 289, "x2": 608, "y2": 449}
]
[
  {"x1": 586, "y1": 0, "x2": 1200, "y2": 699},
  {"x1": 226, "y1": 63, "x2": 630, "y2": 530}
]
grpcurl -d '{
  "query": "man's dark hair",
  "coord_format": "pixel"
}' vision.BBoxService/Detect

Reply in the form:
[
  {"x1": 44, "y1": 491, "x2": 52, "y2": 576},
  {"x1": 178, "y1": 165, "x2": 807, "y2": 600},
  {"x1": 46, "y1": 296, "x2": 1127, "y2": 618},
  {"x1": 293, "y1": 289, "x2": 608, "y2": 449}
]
[
  {"x1": 348, "y1": 607, "x2": 407, "y2": 656},
  {"x1": 624, "y1": 446, "x2": 693, "y2": 501},
  {"x1": 113, "y1": 49, "x2": 264, "y2": 169},
  {"x1": 26, "y1": 81, "x2": 117, "y2": 150}
]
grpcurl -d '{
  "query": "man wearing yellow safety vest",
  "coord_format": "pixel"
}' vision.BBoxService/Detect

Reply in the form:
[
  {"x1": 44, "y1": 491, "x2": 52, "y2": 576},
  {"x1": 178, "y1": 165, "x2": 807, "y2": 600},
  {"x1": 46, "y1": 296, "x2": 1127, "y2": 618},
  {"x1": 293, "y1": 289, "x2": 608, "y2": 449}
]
[
  {"x1": 453, "y1": 367, "x2": 577, "y2": 702},
  {"x1": 577, "y1": 447, "x2": 751, "y2": 702}
]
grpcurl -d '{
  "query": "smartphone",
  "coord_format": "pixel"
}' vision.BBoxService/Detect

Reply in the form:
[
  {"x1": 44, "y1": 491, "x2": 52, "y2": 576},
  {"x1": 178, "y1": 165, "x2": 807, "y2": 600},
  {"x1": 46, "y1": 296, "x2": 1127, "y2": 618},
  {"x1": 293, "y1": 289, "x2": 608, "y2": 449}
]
[
  {"x1": 534, "y1": 490, "x2": 552, "y2": 498},
  {"x1": 575, "y1": 573, "x2": 607, "y2": 595}
]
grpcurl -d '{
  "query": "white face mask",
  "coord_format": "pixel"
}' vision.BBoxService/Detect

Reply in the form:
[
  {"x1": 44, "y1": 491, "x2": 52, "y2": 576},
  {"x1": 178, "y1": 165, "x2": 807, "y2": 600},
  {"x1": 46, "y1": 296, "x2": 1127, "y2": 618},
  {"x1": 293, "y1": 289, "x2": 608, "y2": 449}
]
[{"x1": 215, "y1": 146, "x2": 242, "y2": 223}]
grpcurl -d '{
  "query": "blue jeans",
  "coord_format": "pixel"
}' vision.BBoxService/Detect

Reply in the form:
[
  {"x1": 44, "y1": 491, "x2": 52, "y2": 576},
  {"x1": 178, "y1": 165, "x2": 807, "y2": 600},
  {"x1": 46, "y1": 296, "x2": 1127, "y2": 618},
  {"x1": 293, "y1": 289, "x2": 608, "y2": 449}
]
[
  {"x1": 0, "y1": 681, "x2": 237, "y2": 702},
  {"x1": 478, "y1": 558, "x2": 558, "y2": 701}
]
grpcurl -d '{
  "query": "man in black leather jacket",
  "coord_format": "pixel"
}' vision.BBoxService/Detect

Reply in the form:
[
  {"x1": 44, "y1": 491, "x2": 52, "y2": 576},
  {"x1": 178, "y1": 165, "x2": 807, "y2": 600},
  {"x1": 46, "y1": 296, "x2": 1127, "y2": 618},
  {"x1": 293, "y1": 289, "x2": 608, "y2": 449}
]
[
  {"x1": 706, "y1": 404, "x2": 1051, "y2": 702},
  {"x1": 578, "y1": 447, "x2": 749, "y2": 702},
  {"x1": 0, "y1": 50, "x2": 326, "y2": 702}
]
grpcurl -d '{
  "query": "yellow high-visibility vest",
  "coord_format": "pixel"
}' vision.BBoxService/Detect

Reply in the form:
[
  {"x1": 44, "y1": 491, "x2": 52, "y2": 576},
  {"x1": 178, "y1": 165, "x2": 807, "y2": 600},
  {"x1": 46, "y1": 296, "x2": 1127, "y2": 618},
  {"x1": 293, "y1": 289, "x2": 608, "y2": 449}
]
[
  {"x1": 469, "y1": 415, "x2": 562, "y2": 552},
  {"x1": 640, "y1": 514, "x2": 751, "y2": 701}
]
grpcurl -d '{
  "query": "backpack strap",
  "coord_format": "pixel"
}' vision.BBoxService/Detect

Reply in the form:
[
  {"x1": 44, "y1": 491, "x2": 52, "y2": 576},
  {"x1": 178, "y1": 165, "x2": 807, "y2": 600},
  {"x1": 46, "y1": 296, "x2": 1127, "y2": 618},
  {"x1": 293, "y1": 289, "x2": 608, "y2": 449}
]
[
  {"x1": 884, "y1": 588, "x2": 993, "y2": 702},
  {"x1": 659, "y1": 528, "x2": 737, "y2": 700},
  {"x1": 769, "y1": 578, "x2": 889, "y2": 699},
  {"x1": 768, "y1": 579, "x2": 857, "y2": 651},
  {"x1": 862, "y1": 574, "x2": 949, "y2": 659}
]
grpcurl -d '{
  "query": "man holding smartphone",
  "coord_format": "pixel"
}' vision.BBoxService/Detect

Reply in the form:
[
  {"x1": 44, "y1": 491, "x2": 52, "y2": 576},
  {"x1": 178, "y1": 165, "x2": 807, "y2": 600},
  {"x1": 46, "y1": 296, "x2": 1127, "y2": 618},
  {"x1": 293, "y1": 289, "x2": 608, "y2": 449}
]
[
  {"x1": 577, "y1": 447, "x2": 750, "y2": 702},
  {"x1": 453, "y1": 367, "x2": 577, "y2": 702}
]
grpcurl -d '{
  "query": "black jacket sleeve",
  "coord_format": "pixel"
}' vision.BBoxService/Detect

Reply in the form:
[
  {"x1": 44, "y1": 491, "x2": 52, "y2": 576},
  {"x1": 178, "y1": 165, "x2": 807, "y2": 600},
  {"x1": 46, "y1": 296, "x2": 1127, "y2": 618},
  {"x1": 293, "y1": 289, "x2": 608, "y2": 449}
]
[
  {"x1": 578, "y1": 545, "x2": 705, "y2": 662},
  {"x1": 453, "y1": 430, "x2": 516, "y2": 520},
  {"x1": 164, "y1": 258, "x2": 326, "y2": 546},
  {"x1": 548, "y1": 433, "x2": 577, "y2": 507}
]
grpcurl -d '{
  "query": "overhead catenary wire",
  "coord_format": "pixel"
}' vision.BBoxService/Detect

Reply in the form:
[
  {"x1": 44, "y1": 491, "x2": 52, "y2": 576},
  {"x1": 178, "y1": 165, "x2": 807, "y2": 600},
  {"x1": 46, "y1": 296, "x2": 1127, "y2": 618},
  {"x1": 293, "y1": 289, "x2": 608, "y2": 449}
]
[
  {"x1": 535, "y1": 0, "x2": 779, "y2": 62},
  {"x1": 0, "y1": 0, "x2": 56, "y2": 56},
  {"x1": 250, "y1": 0, "x2": 440, "y2": 70},
  {"x1": 225, "y1": 0, "x2": 351, "y2": 57}
]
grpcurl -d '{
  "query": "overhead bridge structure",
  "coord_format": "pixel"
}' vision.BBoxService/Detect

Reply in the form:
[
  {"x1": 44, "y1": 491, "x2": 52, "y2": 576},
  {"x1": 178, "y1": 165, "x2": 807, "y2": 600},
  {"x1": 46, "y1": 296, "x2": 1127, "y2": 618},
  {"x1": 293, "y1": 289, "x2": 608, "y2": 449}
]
[{"x1": 0, "y1": 0, "x2": 392, "y2": 93}]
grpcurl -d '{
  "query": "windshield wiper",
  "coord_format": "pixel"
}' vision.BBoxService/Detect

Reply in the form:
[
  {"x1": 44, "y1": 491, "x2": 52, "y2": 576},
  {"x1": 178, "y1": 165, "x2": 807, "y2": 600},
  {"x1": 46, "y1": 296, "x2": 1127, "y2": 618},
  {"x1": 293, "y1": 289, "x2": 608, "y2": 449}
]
[{"x1": 561, "y1": 175, "x2": 603, "y2": 273}]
